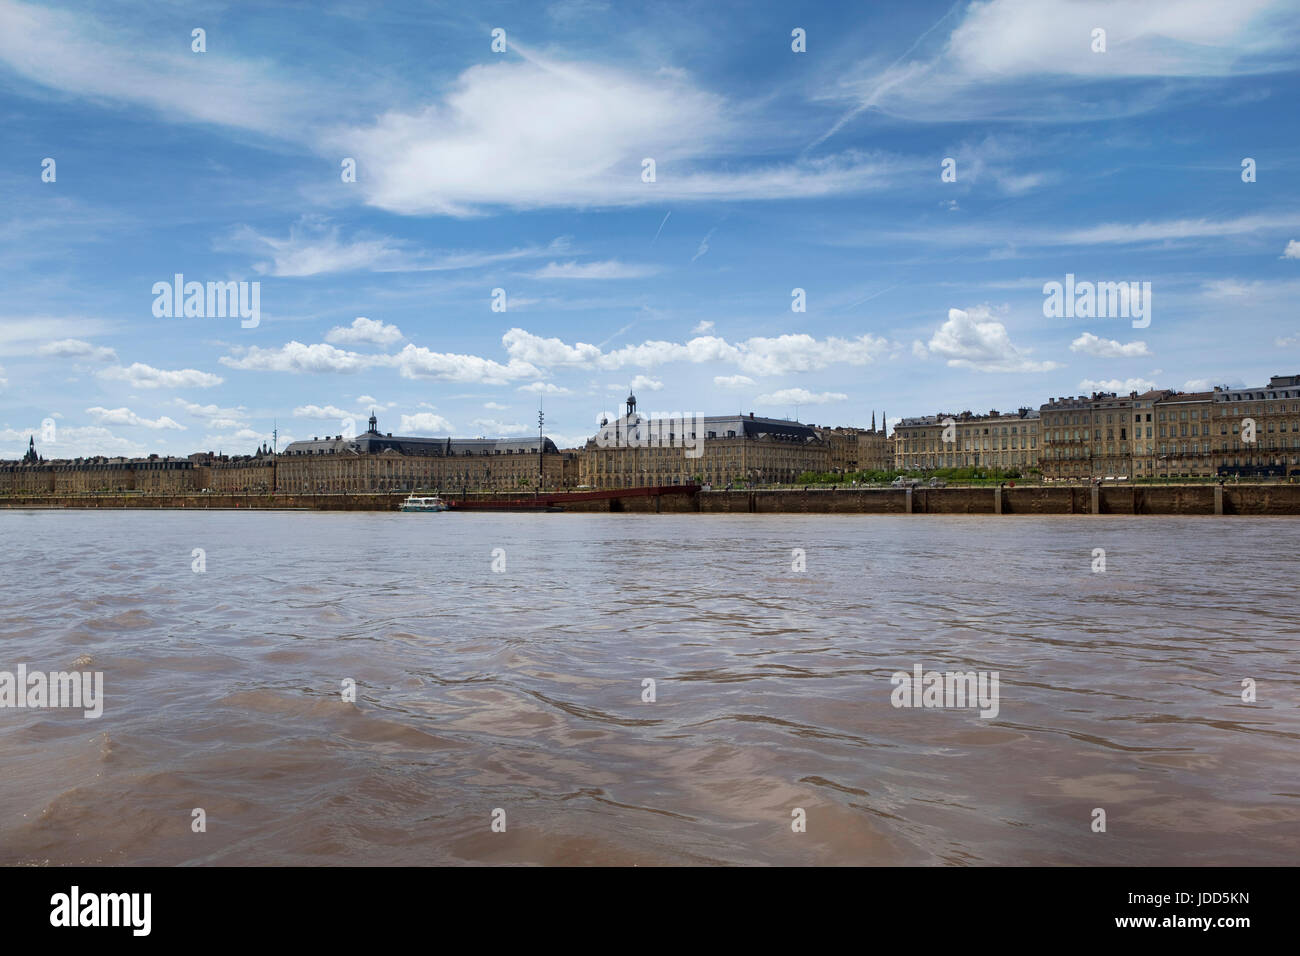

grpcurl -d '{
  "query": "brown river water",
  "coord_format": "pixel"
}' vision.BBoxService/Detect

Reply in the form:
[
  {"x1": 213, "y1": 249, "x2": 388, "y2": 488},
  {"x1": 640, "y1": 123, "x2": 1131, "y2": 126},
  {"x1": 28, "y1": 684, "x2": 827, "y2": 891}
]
[{"x1": 1, "y1": 511, "x2": 1297, "y2": 865}]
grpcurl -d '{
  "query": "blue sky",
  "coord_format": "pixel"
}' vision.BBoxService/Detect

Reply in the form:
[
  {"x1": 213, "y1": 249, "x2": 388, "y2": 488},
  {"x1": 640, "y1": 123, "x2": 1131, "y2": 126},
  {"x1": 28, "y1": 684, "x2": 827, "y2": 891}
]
[{"x1": 2, "y1": 0, "x2": 1299, "y2": 457}]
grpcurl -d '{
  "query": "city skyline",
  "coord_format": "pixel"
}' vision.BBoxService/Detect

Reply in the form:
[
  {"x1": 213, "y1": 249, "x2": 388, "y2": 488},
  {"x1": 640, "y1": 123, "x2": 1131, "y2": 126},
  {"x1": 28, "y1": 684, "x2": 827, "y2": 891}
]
[{"x1": 3, "y1": 0, "x2": 1300, "y2": 459}]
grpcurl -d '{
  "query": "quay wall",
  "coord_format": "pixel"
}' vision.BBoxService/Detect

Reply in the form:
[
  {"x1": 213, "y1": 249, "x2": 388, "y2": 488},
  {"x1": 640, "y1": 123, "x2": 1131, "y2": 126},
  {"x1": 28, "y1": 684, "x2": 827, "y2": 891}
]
[{"x1": 3, "y1": 485, "x2": 1299, "y2": 514}]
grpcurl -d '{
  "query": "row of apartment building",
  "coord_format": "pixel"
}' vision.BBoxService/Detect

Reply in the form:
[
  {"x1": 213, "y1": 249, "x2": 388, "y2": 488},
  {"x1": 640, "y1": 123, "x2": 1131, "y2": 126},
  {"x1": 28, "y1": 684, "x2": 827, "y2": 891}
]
[
  {"x1": 4, "y1": 376, "x2": 1299, "y2": 494},
  {"x1": 895, "y1": 374, "x2": 1300, "y2": 479}
]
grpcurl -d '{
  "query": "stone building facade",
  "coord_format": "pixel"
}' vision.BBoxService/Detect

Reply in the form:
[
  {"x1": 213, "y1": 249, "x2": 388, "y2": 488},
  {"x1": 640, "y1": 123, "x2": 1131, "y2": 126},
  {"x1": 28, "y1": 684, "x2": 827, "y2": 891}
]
[
  {"x1": 1210, "y1": 375, "x2": 1300, "y2": 476},
  {"x1": 894, "y1": 408, "x2": 1040, "y2": 473},
  {"x1": 579, "y1": 395, "x2": 829, "y2": 489},
  {"x1": 276, "y1": 413, "x2": 572, "y2": 493},
  {"x1": 857, "y1": 413, "x2": 893, "y2": 472}
]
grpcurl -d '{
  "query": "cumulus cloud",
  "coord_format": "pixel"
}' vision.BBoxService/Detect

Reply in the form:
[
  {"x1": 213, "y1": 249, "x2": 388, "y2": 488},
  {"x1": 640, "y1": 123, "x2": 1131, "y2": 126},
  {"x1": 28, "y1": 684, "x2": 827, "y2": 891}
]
[
  {"x1": 220, "y1": 342, "x2": 373, "y2": 375},
  {"x1": 324, "y1": 317, "x2": 404, "y2": 347},
  {"x1": 630, "y1": 375, "x2": 663, "y2": 391},
  {"x1": 713, "y1": 374, "x2": 754, "y2": 388},
  {"x1": 1283, "y1": 239, "x2": 1300, "y2": 259},
  {"x1": 517, "y1": 381, "x2": 570, "y2": 394},
  {"x1": 693, "y1": 320, "x2": 715, "y2": 334},
  {"x1": 1, "y1": 423, "x2": 149, "y2": 459},
  {"x1": 392, "y1": 344, "x2": 540, "y2": 384},
  {"x1": 1078, "y1": 377, "x2": 1160, "y2": 393},
  {"x1": 1070, "y1": 332, "x2": 1150, "y2": 358},
  {"x1": 220, "y1": 341, "x2": 539, "y2": 384},
  {"x1": 922, "y1": 307, "x2": 1061, "y2": 373},
  {"x1": 172, "y1": 400, "x2": 247, "y2": 430},
  {"x1": 399, "y1": 412, "x2": 454, "y2": 434},
  {"x1": 99, "y1": 363, "x2": 223, "y2": 389},
  {"x1": 501, "y1": 327, "x2": 889, "y2": 376},
  {"x1": 36, "y1": 338, "x2": 117, "y2": 361},
  {"x1": 292, "y1": 404, "x2": 353, "y2": 420},
  {"x1": 85, "y1": 406, "x2": 185, "y2": 429}
]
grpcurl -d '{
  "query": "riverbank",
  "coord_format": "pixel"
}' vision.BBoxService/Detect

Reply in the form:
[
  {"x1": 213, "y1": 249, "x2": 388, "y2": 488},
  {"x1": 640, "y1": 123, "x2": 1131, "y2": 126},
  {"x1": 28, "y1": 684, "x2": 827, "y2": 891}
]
[{"x1": 3, "y1": 482, "x2": 1300, "y2": 514}]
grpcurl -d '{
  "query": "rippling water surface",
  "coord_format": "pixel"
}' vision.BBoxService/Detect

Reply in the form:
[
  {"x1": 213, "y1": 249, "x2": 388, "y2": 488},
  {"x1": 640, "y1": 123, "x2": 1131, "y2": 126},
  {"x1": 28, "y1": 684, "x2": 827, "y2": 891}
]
[{"x1": 1, "y1": 511, "x2": 1297, "y2": 865}]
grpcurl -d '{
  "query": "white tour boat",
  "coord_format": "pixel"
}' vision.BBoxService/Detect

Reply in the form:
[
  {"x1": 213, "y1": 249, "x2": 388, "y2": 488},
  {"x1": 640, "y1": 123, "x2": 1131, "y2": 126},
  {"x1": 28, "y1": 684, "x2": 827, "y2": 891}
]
[{"x1": 400, "y1": 495, "x2": 449, "y2": 512}]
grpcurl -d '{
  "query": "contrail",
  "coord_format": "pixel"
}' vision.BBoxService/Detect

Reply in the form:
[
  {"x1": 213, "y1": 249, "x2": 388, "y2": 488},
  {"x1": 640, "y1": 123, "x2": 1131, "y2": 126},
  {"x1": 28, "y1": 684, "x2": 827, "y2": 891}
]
[
  {"x1": 804, "y1": 2, "x2": 961, "y2": 155},
  {"x1": 652, "y1": 211, "x2": 671, "y2": 243}
]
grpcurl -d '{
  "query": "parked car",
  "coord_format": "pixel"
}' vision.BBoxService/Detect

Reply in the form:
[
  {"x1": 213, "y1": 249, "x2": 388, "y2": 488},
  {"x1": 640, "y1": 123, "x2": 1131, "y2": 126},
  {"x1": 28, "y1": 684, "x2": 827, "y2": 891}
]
[
  {"x1": 891, "y1": 477, "x2": 921, "y2": 488},
  {"x1": 928, "y1": 477, "x2": 947, "y2": 488}
]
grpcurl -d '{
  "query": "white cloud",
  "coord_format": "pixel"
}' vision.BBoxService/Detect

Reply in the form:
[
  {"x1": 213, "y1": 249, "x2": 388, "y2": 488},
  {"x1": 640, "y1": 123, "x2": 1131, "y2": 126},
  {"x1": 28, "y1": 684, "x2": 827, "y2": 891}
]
[
  {"x1": 713, "y1": 374, "x2": 754, "y2": 388},
  {"x1": 691, "y1": 228, "x2": 715, "y2": 262},
  {"x1": 292, "y1": 404, "x2": 353, "y2": 420},
  {"x1": 501, "y1": 327, "x2": 889, "y2": 376},
  {"x1": 220, "y1": 342, "x2": 373, "y2": 374},
  {"x1": 0, "y1": 316, "x2": 113, "y2": 356},
  {"x1": 530, "y1": 260, "x2": 658, "y2": 279},
  {"x1": 230, "y1": 218, "x2": 573, "y2": 276},
  {"x1": 756, "y1": 388, "x2": 848, "y2": 405},
  {"x1": 391, "y1": 344, "x2": 540, "y2": 385},
  {"x1": 693, "y1": 321, "x2": 715, "y2": 334},
  {"x1": 36, "y1": 338, "x2": 117, "y2": 361},
  {"x1": 1078, "y1": 377, "x2": 1160, "y2": 393},
  {"x1": 221, "y1": 340, "x2": 538, "y2": 385},
  {"x1": 1070, "y1": 332, "x2": 1150, "y2": 358},
  {"x1": 821, "y1": 0, "x2": 1292, "y2": 128},
  {"x1": 630, "y1": 375, "x2": 663, "y2": 391},
  {"x1": 1182, "y1": 379, "x2": 1214, "y2": 391},
  {"x1": 484, "y1": 401, "x2": 509, "y2": 410},
  {"x1": 1061, "y1": 213, "x2": 1300, "y2": 246},
  {"x1": 0, "y1": 0, "x2": 312, "y2": 136},
  {"x1": 325, "y1": 317, "x2": 404, "y2": 347},
  {"x1": 233, "y1": 220, "x2": 421, "y2": 277},
  {"x1": 517, "y1": 381, "x2": 570, "y2": 394},
  {"x1": 172, "y1": 400, "x2": 247, "y2": 430},
  {"x1": 85, "y1": 406, "x2": 185, "y2": 430},
  {"x1": 924, "y1": 306, "x2": 1061, "y2": 373},
  {"x1": 333, "y1": 54, "x2": 900, "y2": 216},
  {"x1": 469, "y1": 418, "x2": 528, "y2": 436},
  {"x1": 99, "y1": 363, "x2": 223, "y2": 389},
  {"x1": 1283, "y1": 239, "x2": 1300, "y2": 259},
  {"x1": 399, "y1": 412, "x2": 454, "y2": 434},
  {"x1": 1, "y1": 423, "x2": 149, "y2": 459}
]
